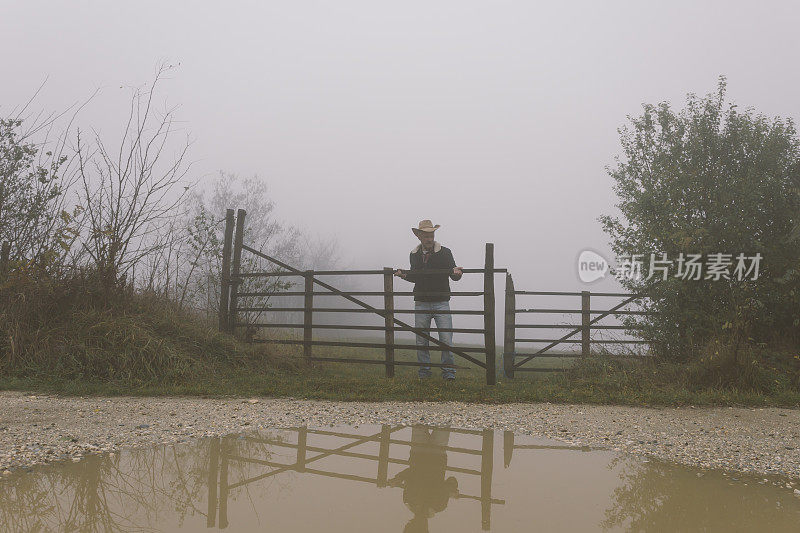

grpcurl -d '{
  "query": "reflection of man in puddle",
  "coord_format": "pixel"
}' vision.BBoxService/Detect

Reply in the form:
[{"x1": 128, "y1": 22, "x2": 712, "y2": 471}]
[{"x1": 389, "y1": 425, "x2": 459, "y2": 533}]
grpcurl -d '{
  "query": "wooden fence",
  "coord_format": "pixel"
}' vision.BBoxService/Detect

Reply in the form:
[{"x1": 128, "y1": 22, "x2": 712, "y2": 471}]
[
  {"x1": 502, "y1": 274, "x2": 654, "y2": 377},
  {"x1": 0, "y1": 241, "x2": 9, "y2": 280},
  {"x1": 218, "y1": 209, "x2": 507, "y2": 384},
  {"x1": 217, "y1": 208, "x2": 655, "y2": 384},
  {"x1": 205, "y1": 425, "x2": 504, "y2": 530}
]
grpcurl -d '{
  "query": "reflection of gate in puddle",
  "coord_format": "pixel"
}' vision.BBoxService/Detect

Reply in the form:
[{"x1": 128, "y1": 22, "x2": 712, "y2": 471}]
[
  {"x1": 502, "y1": 431, "x2": 593, "y2": 468},
  {"x1": 206, "y1": 426, "x2": 505, "y2": 530}
]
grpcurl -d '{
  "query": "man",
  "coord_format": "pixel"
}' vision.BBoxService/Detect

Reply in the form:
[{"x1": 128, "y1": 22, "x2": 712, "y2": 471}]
[
  {"x1": 388, "y1": 424, "x2": 458, "y2": 532},
  {"x1": 394, "y1": 220, "x2": 463, "y2": 380}
]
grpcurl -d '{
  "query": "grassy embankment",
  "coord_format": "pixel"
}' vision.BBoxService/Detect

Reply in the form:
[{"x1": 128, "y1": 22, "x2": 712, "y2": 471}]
[
  {"x1": 1, "y1": 275, "x2": 799, "y2": 406},
  {"x1": 5, "y1": 348, "x2": 800, "y2": 406}
]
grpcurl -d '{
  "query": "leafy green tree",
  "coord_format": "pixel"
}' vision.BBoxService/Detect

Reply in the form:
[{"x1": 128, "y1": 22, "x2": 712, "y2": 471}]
[
  {"x1": 0, "y1": 117, "x2": 77, "y2": 269},
  {"x1": 600, "y1": 77, "x2": 800, "y2": 363}
]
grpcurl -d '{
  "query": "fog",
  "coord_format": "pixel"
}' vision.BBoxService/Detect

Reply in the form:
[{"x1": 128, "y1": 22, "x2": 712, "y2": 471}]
[{"x1": 2, "y1": 1, "x2": 798, "y2": 344}]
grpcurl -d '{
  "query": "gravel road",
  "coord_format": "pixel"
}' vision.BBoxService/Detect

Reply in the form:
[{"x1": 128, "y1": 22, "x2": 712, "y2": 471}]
[{"x1": 1, "y1": 391, "x2": 798, "y2": 479}]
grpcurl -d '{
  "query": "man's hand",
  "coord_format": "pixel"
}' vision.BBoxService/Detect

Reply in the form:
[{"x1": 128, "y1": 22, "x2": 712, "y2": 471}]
[
  {"x1": 453, "y1": 267, "x2": 463, "y2": 276},
  {"x1": 394, "y1": 269, "x2": 407, "y2": 279}
]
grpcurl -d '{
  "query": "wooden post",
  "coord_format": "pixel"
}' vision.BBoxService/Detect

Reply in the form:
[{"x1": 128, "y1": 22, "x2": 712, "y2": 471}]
[
  {"x1": 296, "y1": 426, "x2": 307, "y2": 472},
  {"x1": 218, "y1": 210, "x2": 235, "y2": 332},
  {"x1": 502, "y1": 274, "x2": 515, "y2": 379},
  {"x1": 228, "y1": 209, "x2": 246, "y2": 334},
  {"x1": 383, "y1": 267, "x2": 395, "y2": 378},
  {"x1": 581, "y1": 290, "x2": 590, "y2": 357},
  {"x1": 483, "y1": 243, "x2": 496, "y2": 385},
  {"x1": 503, "y1": 430, "x2": 514, "y2": 468},
  {"x1": 0, "y1": 241, "x2": 10, "y2": 280},
  {"x1": 219, "y1": 436, "x2": 230, "y2": 529},
  {"x1": 480, "y1": 429, "x2": 494, "y2": 530},
  {"x1": 377, "y1": 424, "x2": 390, "y2": 487},
  {"x1": 207, "y1": 437, "x2": 220, "y2": 527},
  {"x1": 303, "y1": 271, "x2": 314, "y2": 360}
]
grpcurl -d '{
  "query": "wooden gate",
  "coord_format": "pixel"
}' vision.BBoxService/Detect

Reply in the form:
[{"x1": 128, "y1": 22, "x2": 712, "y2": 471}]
[
  {"x1": 502, "y1": 274, "x2": 654, "y2": 377},
  {"x1": 218, "y1": 209, "x2": 507, "y2": 384},
  {"x1": 206, "y1": 425, "x2": 504, "y2": 530}
]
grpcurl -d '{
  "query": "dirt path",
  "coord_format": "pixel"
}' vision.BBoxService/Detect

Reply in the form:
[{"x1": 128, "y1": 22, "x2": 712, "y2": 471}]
[{"x1": 1, "y1": 391, "x2": 798, "y2": 479}]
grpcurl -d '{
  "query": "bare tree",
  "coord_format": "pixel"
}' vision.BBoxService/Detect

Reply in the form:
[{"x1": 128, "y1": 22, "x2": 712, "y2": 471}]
[
  {"x1": 76, "y1": 63, "x2": 192, "y2": 287},
  {"x1": 178, "y1": 172, "x2": 303, "y2": 319}
]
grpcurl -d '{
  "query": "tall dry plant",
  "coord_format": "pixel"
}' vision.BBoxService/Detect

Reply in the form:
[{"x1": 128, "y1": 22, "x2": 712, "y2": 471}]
[{"x1": 76, "y1": 63, "x2": 192, "y2": 288}]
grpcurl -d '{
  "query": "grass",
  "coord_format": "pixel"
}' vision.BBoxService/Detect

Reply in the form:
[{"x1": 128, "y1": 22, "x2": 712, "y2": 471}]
[
  {"x1": 2, "y1": 271, "x2": 798, "y2": 407},
  {"x1": 3, "y1": 344, "x2": 800, "y2": 407}
]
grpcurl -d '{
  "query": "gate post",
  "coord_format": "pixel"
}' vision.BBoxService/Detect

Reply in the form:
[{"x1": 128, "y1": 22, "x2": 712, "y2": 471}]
[
  {"x1": 480, "y1": 429, "x2": 494, "y2": 530},
  {"x1": 503, "y1": 274, "x2": 516, "y2": 378},
  {"x1": 218, "y1": 436, "x2": 230, "y2": 529},
  {"x1": 303, "y1": 271, "x2": 314, "y2": 360},
  {"x1": 377, "y1": 424, "x2": 390, "y2": 486},
  {"x1": 483, "y1": 243, "x2": 496, "y2": 385},
  {"x1": 581, "y1": 290, "x2": 590, "y2": 357},
  {"x1": 503, "y1": 430, "x2": 514, "y2": 468},
  {"x1": 228, "y1": 209, "x2": 246, "y2": 333},
  {"x1": 0, "y1": 241, "x2": 10, "y2": 280},
  {"x1": 296, "y1": 426, "x2": 308, "y2": 472},
  {"x1": 218, "y1": 209, "x2": 235, "y2": 332},
  {"x1": 383, "y1": 267, "x2": 395, "y2": 378},
  {"x1": 206, "y1": 437, "x2": 220, "y2": 527}
]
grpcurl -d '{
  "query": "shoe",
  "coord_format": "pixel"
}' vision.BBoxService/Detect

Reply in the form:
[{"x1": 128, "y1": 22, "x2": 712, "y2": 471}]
[{"x1": 443, "y1": 375, "x2": 456, "y2": 381}]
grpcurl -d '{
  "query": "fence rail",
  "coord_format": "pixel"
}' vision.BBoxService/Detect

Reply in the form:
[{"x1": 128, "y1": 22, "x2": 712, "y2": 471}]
[
  {"x1": 237, "y1": 266, "x2": 506, "y2": 277},
  {"x1": 241, "y1": 323, "x2": 485, "y2": 333},
  {"x1": 236, "y1": 307, "x2": 486, "y2": 314},
  {"x1": 236, "y1": 291, "x2": 485, "y2": 296}
]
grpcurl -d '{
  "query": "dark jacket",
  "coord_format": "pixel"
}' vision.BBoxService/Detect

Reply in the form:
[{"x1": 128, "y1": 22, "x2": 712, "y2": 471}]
[{"x1": 403, "y1": 242, "x2": 462, "y2": 301}]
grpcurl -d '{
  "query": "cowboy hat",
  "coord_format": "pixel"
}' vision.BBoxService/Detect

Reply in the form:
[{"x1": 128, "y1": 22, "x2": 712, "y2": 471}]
[{"x1": 412, "y1": 219, "x2": 441, "y2": 237}]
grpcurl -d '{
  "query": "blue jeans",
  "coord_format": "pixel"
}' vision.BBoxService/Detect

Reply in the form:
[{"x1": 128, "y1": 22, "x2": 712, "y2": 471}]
[{"x1": 415, "y1": 301, "x2": 455, "y2": 378}]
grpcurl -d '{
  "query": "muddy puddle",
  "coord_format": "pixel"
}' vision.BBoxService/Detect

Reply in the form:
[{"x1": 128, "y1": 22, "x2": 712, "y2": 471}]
[{"x1": 1, "y1": 424, "x2": 799, "y2": 531}]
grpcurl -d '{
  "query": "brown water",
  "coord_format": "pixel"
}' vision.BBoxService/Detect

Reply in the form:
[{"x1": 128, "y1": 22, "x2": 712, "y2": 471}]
[{"x1": 1, "y1": 425, "x2": 799, "y2": 532}]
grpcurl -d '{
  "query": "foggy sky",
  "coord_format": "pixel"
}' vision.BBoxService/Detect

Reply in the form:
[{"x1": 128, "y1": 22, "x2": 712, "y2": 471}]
[{"x1": 3, "y1": 0, "x2": 799, "y2": 297}]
